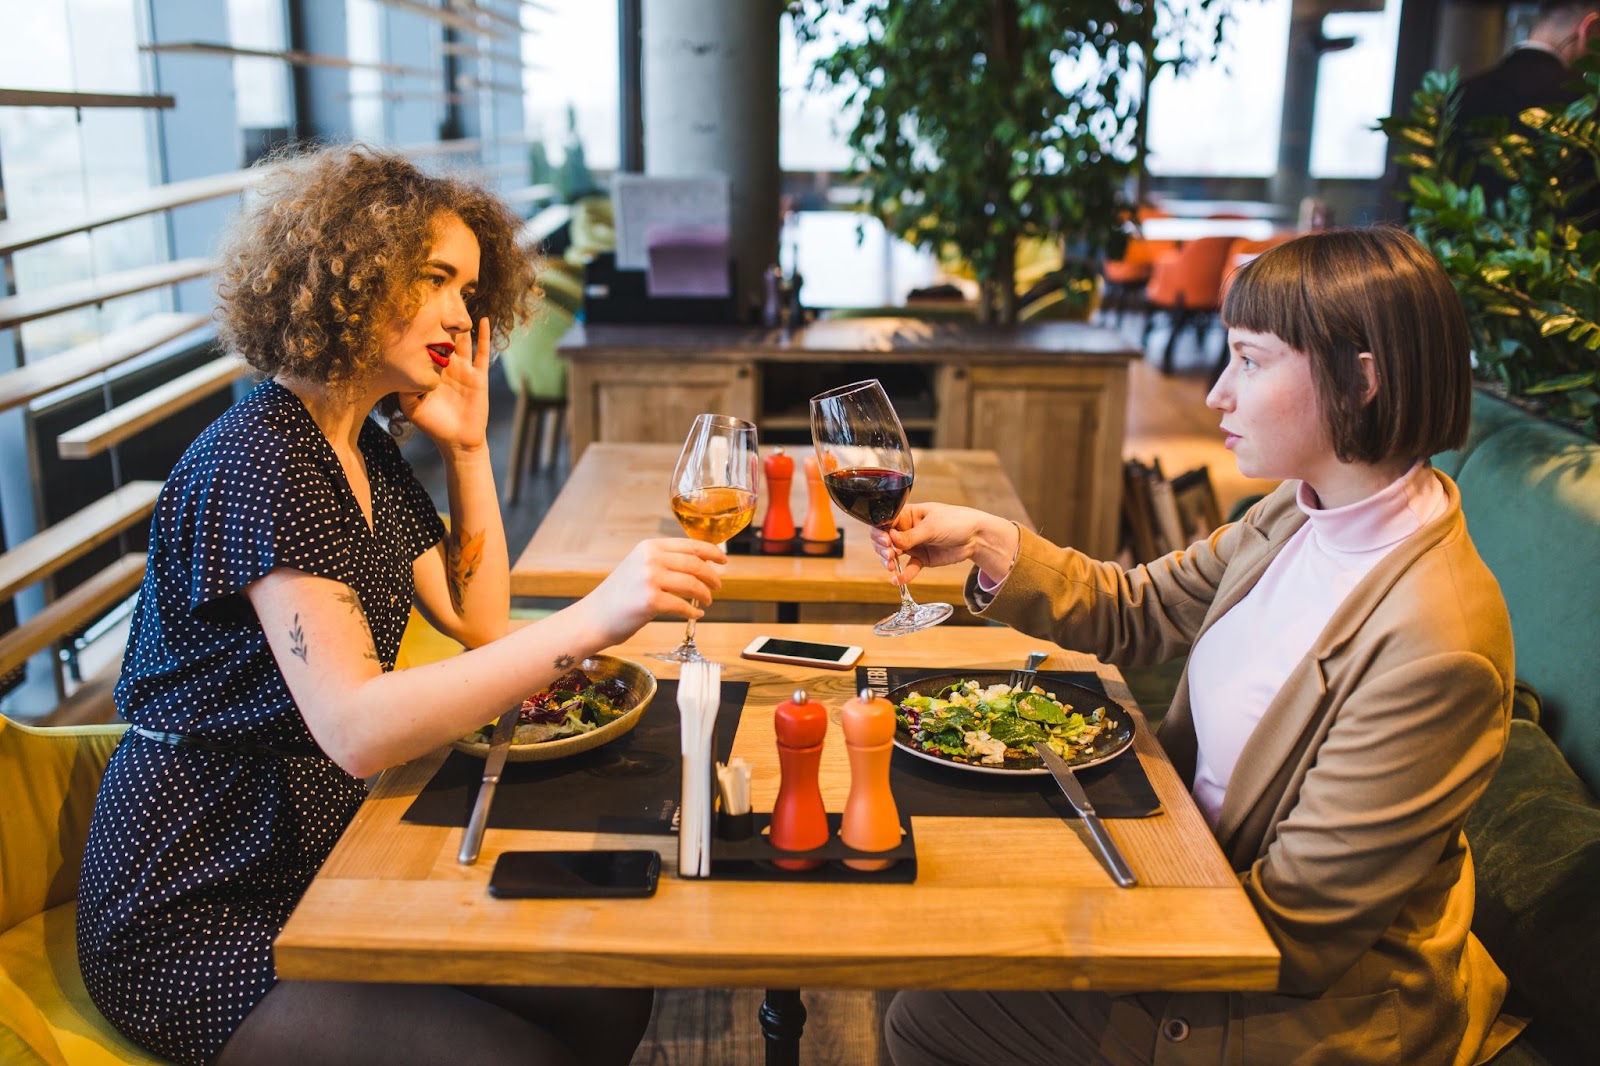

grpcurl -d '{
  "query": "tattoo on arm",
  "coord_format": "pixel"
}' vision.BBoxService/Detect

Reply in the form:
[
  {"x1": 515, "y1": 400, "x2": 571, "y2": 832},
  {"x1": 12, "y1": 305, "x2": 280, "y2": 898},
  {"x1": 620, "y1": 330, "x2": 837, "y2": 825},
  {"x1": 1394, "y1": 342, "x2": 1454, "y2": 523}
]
[
  {"x1": 554, "y1": 653, "x2": 575, "y2": 669},
  {"x1": 335, "y1": 587, "x2": 381, "y2": 663},
  {"x1": 289, "y1": 615, "x2": 308, "y2": 663},
  {"x1": 446, "y1": 526, "x2": 486, "y2": 612}
]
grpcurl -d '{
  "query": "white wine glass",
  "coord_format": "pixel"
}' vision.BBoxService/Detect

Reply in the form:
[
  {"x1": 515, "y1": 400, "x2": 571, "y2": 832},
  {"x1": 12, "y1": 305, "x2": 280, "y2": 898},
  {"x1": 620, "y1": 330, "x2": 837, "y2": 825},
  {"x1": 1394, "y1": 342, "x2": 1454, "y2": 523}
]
[
  {"x1": 810, "y1": 379, "x2": 953, "y2": 636},
  {"x1": 654, "y1": 413, "x2": 760, "y2": 663}
]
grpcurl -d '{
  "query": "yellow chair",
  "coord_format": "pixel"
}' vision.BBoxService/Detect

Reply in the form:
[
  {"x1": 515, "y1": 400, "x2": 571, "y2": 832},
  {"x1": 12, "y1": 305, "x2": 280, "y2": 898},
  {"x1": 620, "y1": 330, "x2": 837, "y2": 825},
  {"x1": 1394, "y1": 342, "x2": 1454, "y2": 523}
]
[{"x1": 0, "y1": 716, "x2": 170, "y2": 1065}]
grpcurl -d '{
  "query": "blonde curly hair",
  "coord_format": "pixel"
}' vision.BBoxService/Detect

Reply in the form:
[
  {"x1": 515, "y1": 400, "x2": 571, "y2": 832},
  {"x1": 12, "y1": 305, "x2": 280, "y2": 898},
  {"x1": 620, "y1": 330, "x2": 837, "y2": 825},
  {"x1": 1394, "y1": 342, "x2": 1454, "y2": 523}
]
[{"x1": 216, "y1": 144, "x2": 537, "y2": 389}]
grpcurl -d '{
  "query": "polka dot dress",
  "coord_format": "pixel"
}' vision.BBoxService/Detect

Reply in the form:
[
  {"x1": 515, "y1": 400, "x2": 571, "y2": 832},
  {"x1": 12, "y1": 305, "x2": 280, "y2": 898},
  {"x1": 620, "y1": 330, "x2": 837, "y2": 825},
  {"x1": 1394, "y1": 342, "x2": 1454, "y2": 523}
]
[{"x1": 76, "y1": 380, "x2": 445, "y2": 1065}]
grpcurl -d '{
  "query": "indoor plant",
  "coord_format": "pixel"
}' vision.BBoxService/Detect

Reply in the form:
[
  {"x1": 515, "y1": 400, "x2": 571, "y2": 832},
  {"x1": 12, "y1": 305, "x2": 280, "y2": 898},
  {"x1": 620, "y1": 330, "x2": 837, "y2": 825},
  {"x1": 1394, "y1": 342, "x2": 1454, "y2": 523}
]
[
  {"x1": 1381, "y1": 64, "x2": 1600, "y2": 438},
  {"x1": 788, "y1": 0, "x2": 1229, "y2": 324}
]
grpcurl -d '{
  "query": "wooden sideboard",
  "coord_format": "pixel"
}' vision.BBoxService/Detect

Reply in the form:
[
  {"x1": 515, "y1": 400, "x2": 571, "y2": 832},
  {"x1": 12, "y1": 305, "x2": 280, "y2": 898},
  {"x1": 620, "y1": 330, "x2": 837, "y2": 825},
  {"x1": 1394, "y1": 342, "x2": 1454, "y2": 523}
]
[{"x1": 559, "y1": 317, "x2": 1138, "y2": 558}]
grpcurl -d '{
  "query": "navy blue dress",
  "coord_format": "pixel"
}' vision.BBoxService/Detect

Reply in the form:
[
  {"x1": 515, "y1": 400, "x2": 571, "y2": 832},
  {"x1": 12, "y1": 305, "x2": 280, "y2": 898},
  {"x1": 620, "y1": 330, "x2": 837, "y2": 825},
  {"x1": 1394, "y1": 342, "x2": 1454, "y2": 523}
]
[{"x1": 76, "y1": 380, "x2": 445, "y2": 1065}]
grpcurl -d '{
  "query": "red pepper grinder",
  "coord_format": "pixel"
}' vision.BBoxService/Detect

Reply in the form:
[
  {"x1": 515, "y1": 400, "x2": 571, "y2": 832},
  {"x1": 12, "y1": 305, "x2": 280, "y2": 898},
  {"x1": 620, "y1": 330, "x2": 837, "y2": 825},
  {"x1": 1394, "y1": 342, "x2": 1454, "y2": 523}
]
[
  {"x1": 801, "y1": 453, "x2": 838, "y2": 554},
  {"x1": 770, "y1": 688, "x2": 829, "y2": 870},
  {"x1": 840, "y1": 688, "x2": 902, "y2": 871},
  {"x1": 761, "y1": 447, "x2": 796, "y2": 552}
]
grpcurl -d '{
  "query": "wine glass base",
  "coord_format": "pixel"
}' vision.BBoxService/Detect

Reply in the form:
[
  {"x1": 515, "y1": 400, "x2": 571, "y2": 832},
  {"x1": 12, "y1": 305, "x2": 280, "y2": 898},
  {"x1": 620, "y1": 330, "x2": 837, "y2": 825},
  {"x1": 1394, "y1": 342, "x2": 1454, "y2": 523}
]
[
  {"x1": 650, "y1": 645, "x2": 707, "y2": 664},
  {"x1": 872, "y1": 600, "x2": 954, "y2": 637}
]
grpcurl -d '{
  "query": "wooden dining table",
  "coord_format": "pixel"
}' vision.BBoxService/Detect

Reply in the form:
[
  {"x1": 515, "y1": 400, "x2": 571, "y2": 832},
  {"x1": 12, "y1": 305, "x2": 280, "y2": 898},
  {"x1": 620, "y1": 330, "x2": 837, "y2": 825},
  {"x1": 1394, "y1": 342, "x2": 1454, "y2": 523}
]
[
  {"x1": 509, "y1": 443, "x2": 1036, "y2": 619},
  {"x1": 275, "y1": 623, "x2": 1279, "y2": 1063}
]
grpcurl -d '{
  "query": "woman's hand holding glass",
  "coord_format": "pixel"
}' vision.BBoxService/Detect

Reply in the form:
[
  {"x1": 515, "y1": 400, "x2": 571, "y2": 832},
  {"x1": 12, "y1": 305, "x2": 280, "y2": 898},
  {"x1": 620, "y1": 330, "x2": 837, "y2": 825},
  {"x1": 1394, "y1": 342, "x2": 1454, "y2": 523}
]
[
  {"x1": 810, "y1": 379, "x2": 952, "y2": 636},
  {"x1": 655, "y1": 414, "x2": 759, "y2": 662},
  {"x1": 573, "y1": 538, "x2": 727, "y2": 649},
  {"x1": 870, "y1": 503, "x2": 1022, "y2": 586}
]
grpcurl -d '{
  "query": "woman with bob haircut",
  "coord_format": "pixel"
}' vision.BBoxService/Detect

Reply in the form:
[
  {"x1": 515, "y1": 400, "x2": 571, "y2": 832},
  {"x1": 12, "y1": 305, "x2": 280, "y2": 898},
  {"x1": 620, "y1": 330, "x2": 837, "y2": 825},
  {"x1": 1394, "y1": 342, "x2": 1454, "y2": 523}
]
[
  {"x1": 75, "y1": 144, "x2": 721, "y2": 1065},
  {"x1": 874, "y1": 227, "x2": 1517, "y2": 1065}
]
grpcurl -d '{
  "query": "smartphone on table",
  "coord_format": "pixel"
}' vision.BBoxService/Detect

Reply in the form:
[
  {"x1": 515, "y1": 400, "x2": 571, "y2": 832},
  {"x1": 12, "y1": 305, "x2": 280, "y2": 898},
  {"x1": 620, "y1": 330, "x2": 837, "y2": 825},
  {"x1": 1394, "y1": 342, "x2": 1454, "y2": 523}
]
[
  {"x1": 740, "y1": 636, "x2": 864, "y2": 670},
  {"x1": 488, "y1": 850, "x2": 661, "y2": 899}
]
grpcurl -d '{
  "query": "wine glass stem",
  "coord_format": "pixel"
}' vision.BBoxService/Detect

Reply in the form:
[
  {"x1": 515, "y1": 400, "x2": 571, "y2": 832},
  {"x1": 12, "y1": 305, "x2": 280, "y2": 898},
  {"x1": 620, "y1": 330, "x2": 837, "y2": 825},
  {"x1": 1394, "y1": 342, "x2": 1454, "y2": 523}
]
[
  {"x1": 683, "y1": 607, "x2": 698, "y2": 651},
  {"x1": 891, "y1": 552, "x2": 918, "y2": 611}
]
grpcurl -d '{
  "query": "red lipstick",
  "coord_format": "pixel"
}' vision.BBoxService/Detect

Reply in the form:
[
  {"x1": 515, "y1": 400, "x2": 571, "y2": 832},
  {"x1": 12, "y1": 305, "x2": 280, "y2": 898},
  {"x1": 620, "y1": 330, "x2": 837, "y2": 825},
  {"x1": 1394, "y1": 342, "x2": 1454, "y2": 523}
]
[{"x1": 427, "y1": 343, "x2": 453, "y2": 368}]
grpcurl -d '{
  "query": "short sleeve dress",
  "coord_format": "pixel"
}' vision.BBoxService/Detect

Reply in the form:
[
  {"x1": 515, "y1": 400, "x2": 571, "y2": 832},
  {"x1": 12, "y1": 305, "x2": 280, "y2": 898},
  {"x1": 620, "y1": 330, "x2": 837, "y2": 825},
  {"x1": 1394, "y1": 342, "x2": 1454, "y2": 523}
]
[{"x1": 76, "y1": 380, "x2": 446, "y2": 1066}]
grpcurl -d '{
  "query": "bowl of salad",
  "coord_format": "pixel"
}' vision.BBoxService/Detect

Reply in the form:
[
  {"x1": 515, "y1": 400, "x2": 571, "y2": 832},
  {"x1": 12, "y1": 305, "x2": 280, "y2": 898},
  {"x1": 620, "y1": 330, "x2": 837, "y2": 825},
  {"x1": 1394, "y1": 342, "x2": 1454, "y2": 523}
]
[
  {"x1": 889, "y1": 671, "x2": 1134, "y2": 775},
  {"x1": 452, "y1": 655, "x2": 657, "y2": 762}
]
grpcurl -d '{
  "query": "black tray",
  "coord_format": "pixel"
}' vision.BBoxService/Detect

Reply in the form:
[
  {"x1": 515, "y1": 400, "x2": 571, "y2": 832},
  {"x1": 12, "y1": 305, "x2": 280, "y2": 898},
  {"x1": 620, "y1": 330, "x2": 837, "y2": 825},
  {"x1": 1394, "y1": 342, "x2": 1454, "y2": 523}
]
[
  {"x1": 725, "y1": 525, "x2": 844, "y2": 558},
  {"x1": 706, "y1": 812, "x2": 916, "y2": 883}
]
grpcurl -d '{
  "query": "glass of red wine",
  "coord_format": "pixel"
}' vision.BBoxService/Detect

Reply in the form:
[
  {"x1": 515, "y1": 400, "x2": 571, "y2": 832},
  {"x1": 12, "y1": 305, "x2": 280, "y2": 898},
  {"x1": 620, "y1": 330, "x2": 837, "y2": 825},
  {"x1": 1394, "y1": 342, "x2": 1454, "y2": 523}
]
[{"x1": 809, "y1": 379, "x2": 953, "y2": 636}]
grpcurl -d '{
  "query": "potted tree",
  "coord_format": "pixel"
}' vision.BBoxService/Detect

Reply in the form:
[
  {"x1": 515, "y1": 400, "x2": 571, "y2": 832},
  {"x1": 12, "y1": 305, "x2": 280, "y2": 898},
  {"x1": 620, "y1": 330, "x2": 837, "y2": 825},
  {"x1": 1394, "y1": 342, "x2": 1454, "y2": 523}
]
[
  {"x1": 1381, "y1": 61, "x2": 1600, "y2": 437},
  {"x1": 787, "y1": 0, "x2": 1230, "y2": 324}
]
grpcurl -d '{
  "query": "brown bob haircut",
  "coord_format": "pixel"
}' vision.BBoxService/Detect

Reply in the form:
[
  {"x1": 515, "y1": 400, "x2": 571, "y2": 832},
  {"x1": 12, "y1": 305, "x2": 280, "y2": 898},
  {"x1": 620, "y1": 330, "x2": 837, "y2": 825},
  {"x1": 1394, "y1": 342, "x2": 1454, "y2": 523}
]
[
  {"x1": 1221, "y1": 226, "x2": 1471, "y2": 464},
  {"x1": 216, "y1": 144, "x2": 536, "y2": 390}
]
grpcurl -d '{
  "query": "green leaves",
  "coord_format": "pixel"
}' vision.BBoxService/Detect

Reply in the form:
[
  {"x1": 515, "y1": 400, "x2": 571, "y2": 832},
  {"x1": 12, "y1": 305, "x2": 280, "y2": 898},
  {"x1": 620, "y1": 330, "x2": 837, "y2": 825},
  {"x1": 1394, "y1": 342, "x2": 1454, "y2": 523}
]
[
  {"x1": 1386, "y1": 63, "x2": 1600, "y2": 437},
  {"x1": 788, "y1": 0, "x2": 1231, "y2": 319}
]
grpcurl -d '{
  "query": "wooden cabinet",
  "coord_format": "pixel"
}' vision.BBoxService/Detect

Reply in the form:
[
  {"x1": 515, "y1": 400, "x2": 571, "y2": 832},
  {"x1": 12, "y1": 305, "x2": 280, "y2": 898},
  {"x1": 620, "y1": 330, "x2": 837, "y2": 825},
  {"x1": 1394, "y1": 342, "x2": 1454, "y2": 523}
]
[
  {"x1": 561, "y1": 321, "x2": 1136, "y2": 559},
  {"x1": 567, "y1": 357, "x2": 757, "y2": 454}
]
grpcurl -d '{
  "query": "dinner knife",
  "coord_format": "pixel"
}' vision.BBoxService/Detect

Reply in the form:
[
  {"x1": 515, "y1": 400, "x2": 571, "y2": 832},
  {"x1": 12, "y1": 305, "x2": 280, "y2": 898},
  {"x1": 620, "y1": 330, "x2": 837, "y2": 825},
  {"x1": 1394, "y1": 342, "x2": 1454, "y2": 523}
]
[
  {"x1": 458, "y1": 707, "x2": 519, "y2": 865},
  {"x1": 1033, "y1": 741, "x2": 1138, "y2": 888}
]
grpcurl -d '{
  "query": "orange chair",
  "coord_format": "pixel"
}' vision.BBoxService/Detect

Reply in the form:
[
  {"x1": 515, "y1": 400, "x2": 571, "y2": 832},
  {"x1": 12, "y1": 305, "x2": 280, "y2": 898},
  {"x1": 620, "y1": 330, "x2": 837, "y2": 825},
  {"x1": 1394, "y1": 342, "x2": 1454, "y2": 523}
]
[
  {"x1": 1099, "y1": 236, "x2": 1178, "y2": 324},
  {"x1": 1141, "y1": 235, "x2": 1237, "y2": 374}
]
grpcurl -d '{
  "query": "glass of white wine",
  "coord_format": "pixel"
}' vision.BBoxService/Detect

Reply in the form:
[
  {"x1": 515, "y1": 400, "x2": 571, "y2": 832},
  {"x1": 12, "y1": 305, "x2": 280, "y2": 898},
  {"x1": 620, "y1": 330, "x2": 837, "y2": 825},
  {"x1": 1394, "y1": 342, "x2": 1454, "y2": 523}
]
[{"x1": 654, "y1": 413, "x2": 760, "y2": 663}]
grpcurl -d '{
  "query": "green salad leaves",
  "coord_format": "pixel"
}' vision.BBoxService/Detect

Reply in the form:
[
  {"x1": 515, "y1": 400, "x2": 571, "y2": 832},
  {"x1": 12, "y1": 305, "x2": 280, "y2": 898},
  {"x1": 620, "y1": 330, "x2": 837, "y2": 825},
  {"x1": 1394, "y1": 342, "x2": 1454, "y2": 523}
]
[{"x1": 897, "y1": 679, "x2": 1112, "y2": 767}]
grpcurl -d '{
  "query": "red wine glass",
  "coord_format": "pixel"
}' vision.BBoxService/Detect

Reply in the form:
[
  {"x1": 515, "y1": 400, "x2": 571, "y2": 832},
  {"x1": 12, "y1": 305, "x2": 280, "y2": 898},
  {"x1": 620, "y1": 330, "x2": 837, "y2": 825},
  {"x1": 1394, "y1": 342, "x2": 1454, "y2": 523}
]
[{"x1": 809, "y1": 379, "x2": 953, "y2": 636}]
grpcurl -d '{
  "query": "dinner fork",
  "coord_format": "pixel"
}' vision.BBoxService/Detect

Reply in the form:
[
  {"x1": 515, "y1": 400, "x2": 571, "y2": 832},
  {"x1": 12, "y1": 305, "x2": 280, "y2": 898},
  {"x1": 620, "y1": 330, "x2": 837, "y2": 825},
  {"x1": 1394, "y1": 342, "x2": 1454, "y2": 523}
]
[{"x1": 1009, "y1": 650, "x2": 1049, "y2": 691}]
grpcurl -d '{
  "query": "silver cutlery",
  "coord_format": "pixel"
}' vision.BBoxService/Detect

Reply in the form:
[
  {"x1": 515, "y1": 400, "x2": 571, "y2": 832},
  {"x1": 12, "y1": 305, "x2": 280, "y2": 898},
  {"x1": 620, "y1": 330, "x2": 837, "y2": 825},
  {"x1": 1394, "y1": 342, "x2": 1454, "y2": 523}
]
[
  {"x1": 458, "y1": 707, "x2": 519, "y2": 864},
  {"x1": 1034, "y1": 739, "x2": 1138, "y2": 888},
  {"x1": 1009, "y1": 650, "x2": 1049, "y2": 691}
]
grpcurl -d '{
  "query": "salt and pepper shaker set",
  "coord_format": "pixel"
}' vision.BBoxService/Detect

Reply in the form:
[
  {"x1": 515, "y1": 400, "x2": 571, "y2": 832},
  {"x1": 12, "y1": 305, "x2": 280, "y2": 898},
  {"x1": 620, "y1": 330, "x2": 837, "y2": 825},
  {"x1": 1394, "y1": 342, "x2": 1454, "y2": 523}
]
[
  {"x1": 760, "y1": 448, "x2": 837, "y2": 551},
  {"x1": 770, "y1": 687, "x2": 902, "y2": 871}
]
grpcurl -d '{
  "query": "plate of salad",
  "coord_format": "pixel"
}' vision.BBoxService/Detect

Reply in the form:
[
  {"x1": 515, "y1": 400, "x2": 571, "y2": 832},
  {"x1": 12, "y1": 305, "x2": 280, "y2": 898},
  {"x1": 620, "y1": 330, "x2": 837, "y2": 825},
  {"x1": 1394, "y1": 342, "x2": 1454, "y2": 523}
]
[
  {"x1": 452, "y1": 655, "x2": 656, "y2": 762},
  {"x1": 888, "y1": 671, "x2": 1133, "y2": 775}
]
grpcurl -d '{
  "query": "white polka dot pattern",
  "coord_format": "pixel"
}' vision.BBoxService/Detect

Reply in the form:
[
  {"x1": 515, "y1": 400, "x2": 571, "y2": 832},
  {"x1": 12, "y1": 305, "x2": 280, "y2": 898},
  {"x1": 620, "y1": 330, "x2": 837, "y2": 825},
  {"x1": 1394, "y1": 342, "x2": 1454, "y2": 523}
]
[{"x1": 76, "y1": 380, "x2": 445, "y2": 1064}]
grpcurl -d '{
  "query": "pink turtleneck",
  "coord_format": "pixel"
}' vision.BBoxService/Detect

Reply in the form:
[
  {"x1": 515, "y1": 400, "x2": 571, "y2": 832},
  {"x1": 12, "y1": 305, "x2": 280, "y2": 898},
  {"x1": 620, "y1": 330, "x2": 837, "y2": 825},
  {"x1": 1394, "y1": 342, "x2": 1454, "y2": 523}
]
[{"x1": 1187, "y1": 462, "x2": 1447, "y2": 828}]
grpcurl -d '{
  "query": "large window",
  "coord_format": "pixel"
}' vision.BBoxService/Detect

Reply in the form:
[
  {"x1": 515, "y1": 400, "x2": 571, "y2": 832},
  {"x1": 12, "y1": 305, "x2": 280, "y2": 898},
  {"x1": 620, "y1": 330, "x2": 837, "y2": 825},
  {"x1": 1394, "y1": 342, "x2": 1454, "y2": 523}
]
[
  {"x1": 0, "y1": 0, "x2": 165, "y2": 360},
  {"x1": 1309, "y1": 1, "x2": 1401, "y2": 179},
  {"x1": 1145, "y1": 0, "x2": 1292, "y2": 177},
  {"x1": 522, "y1": 0, "x2": 617, "y2": 173}
]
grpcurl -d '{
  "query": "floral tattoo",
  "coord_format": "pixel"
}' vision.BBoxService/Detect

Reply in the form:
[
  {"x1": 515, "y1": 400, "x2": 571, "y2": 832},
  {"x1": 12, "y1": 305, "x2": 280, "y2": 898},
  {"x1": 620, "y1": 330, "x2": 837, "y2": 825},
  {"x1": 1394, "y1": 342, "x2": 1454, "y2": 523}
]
[
  {"x1": 554, "y1": 653, "x2": 575, "y2": 669},
  {"x1": 336, "y1": 587, "x2": 380, "y2": 663},
  {"x1": 446, "y1": 526, "x2": 485, "y2": 613},
  {"x1": 289, "y1": 615, "x2": 308, "y2": 663}
]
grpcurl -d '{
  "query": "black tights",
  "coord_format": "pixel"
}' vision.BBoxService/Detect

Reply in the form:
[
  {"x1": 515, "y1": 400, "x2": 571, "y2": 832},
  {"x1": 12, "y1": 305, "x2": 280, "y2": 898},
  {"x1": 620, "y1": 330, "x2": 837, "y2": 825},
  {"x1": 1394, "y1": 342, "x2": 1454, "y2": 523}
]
[{"x1": 216, "y1": 980, "x2": 653, "y2": 1066}]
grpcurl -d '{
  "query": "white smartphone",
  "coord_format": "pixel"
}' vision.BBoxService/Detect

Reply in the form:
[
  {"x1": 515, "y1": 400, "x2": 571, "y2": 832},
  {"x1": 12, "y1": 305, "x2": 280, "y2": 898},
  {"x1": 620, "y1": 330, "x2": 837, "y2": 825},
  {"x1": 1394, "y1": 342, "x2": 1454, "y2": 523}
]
[{"x1": 740, "y1": 636, "x2": 864, "y2": 670}]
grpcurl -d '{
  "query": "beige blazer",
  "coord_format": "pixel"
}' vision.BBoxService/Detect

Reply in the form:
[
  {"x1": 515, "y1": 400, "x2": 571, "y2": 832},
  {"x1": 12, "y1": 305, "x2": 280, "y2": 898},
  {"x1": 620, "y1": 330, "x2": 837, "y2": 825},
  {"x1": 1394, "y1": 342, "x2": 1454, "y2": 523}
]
[{"x1": 971, "y1": 471, "x2": 1514, "y2": 1066}]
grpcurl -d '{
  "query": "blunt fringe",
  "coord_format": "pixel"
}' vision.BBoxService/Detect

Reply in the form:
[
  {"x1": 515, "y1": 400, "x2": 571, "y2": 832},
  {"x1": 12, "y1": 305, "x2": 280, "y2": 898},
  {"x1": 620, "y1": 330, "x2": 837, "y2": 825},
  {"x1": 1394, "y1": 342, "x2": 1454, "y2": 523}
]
[
  {"x1": 215, "y1": 143, "x2": 536, "y2": 389},
  {"x1": 1221, "y1": 226, "x2": 1471, "y2": 464}
]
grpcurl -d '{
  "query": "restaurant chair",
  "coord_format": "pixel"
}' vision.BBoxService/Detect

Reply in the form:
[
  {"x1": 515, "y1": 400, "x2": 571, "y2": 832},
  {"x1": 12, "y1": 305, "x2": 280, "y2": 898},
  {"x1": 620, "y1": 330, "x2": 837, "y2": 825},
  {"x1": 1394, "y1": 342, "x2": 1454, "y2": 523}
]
[
  {"x1": 500, "y1": 271, "x2": 581, "y2": 505},
  {"x1": 1140, "y1": 235, "x2": 1237, "y2": 374},
  {"x1": 0, "y1": 715, "x2": 171, "y2": 1065}
]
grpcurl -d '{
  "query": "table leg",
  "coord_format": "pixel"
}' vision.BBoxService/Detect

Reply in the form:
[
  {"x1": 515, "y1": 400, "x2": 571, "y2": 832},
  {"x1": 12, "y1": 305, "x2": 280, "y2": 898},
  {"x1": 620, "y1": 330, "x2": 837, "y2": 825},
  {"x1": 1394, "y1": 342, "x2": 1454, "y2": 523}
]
[{"x1": 759, "y1": 988, "x2": 806, "y2": 1066}]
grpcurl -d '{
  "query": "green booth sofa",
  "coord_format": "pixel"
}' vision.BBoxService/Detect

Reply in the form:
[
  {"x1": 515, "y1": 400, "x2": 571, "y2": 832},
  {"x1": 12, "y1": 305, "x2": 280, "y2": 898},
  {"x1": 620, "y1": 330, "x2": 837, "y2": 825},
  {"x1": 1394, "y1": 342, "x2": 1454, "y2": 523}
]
[{"x1": 1433, "y1": 391, "x2": 1600, "y2": 1066}]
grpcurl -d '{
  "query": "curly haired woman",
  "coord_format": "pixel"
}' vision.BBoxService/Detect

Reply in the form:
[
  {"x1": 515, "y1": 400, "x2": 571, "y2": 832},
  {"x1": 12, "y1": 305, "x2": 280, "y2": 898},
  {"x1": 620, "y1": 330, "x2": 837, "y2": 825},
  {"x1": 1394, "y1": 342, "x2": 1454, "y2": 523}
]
[{"x1": 75, "y1": 145, "x2": 720, "y2": 1066}]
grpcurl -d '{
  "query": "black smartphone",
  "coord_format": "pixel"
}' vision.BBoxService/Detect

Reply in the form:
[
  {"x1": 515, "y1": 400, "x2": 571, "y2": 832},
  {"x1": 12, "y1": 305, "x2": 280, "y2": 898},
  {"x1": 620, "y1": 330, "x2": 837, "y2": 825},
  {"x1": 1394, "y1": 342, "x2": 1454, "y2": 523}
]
[{"x1": 487, "y1": 850, "x2": 661, "y2": 899}]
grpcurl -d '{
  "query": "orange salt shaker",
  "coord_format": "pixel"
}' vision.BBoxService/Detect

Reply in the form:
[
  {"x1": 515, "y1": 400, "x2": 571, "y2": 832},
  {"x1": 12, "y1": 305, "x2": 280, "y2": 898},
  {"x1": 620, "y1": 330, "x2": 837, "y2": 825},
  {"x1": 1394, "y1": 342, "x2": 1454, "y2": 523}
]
[
  {"x1": 801, "y1": 453, "x2": 838, "y2": 553},
  {"x1": 770, "y1": 688, "x2": 829, "y2": 870},
  {"x1": 840, "y1": 687, "x2": 901, "y2": 870}
]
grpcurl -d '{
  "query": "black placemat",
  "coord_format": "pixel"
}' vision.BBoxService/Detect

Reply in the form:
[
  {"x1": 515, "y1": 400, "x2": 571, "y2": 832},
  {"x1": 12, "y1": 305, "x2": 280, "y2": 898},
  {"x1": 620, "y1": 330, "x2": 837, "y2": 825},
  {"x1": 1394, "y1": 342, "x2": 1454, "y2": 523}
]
[
  {"x1": 401, "y1": 680, "x2": 748, "y2": 835},
  {"x1": 858, "y1": 667, "x2": 1162, "y2": 819}
]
